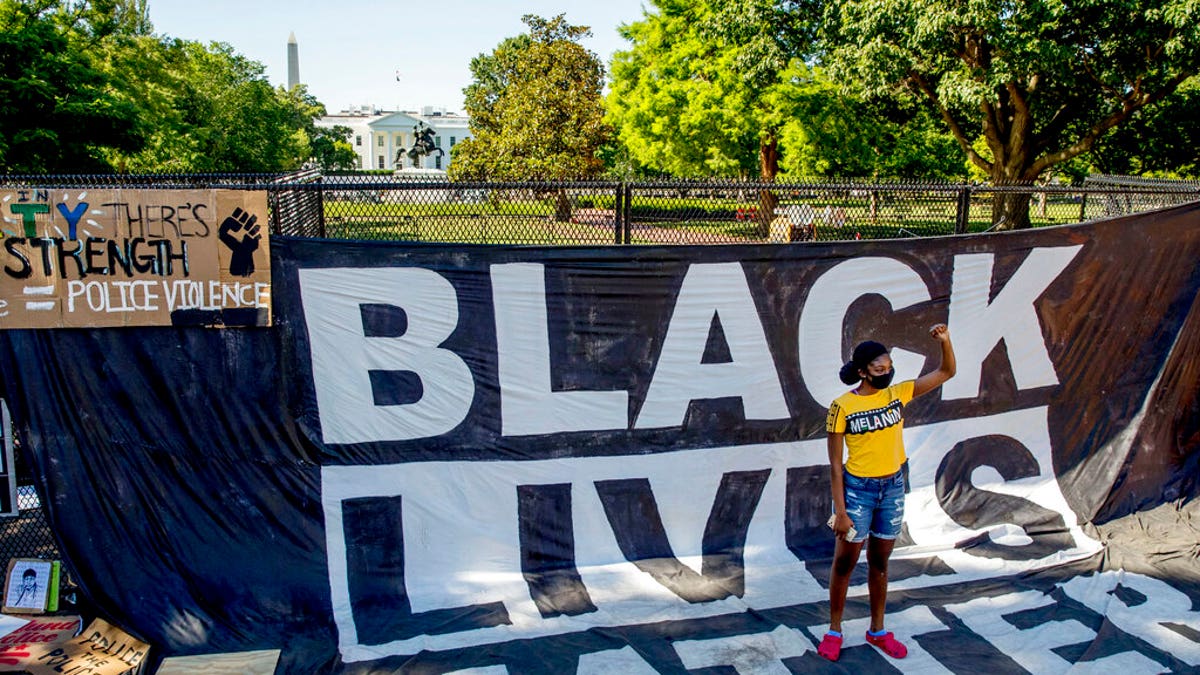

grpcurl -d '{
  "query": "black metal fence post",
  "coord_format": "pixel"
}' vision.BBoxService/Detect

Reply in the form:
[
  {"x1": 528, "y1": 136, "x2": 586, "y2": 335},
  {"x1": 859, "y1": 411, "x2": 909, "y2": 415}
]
[
  {"x1": 623, "y1": 183, "x2": 633, "y2": 244},
  {"x1": 316, "y1": 175, "x2": 327, "y2": 239},
  {"x1": 954, "y1": 186, "x2": 972, "y2": 234},
  {"x1": 267, "y1": 189, "x2": 281, "y2": 236},
  {"x1": 613, "y1": 182, "x2": 624, "y2": 245}
]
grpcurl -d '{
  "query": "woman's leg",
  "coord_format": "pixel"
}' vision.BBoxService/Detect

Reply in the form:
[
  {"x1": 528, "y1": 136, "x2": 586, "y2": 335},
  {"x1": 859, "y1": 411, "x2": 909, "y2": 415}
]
[
  {"x1": 865, "y1": 535, "x2": 896, "y2": 632},
  {"x1": 828, "y1": 536, "x2": 865, "y2": 632}
]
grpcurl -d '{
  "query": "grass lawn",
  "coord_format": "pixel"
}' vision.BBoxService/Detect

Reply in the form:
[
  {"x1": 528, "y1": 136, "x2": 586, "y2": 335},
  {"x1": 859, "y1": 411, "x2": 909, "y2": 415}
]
[{"x1": 318, "y1": 192, "x2": 1090, "y2": 244}]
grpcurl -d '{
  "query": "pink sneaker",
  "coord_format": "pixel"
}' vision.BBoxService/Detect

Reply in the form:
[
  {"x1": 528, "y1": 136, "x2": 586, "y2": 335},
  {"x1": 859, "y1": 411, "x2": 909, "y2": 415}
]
[
  {"x1": 865, "y1": 630, "x2": 907, "y2": 658},
  {"x1": 817, "y1": 632, "x2": 842, "y2": 661}
]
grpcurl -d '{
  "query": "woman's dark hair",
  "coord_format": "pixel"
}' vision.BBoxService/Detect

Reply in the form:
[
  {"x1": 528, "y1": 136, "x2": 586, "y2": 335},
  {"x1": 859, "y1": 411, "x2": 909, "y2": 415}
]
[{"x1": 839, "y1": 340, "x2": 888, "y2": 385}]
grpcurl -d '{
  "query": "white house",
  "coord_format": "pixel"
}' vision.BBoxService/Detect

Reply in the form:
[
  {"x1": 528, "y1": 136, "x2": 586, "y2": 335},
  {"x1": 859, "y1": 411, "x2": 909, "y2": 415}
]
[{"x1": 315, "y1": 106, "x2": 472, "y2": 172}]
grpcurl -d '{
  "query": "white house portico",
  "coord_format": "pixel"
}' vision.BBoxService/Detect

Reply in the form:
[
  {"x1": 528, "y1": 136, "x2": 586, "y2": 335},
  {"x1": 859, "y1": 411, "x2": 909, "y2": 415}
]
[{"x1": 315, "y1": 106, "x2": 472, "y2": 172}]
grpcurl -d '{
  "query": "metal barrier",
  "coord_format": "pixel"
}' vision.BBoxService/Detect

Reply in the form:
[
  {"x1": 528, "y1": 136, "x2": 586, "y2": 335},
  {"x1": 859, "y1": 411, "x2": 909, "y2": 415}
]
[
  {"x1": 0, "y1": 486, "x2": 59, "y2": 563},
  {"x1": 3, "y1": 172, "x2": 1197, "y2": 244}
]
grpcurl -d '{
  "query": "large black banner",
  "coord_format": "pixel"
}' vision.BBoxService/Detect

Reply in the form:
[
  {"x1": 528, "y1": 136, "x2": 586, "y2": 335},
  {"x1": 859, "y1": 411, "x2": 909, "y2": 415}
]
[{"x1": 1, "y1": 204, "x2": 1198, "y2": 673}]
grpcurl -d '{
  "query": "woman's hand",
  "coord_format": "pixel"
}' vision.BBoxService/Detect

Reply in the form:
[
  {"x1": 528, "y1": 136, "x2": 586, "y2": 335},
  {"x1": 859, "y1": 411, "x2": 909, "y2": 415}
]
[
  {"x1": 914, "y1": 323, "x2": 956, "y2": 397},
  {"x1": 832, "y1": 511, "x2": 854, "y2": 539}
]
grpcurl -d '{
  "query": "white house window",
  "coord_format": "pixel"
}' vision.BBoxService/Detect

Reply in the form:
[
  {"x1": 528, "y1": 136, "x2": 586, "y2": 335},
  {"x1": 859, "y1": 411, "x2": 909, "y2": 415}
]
[
  {"x1": 377, "y1": 136, "x2": 384, "y2": 147},
  {"x1": 378, "y1": 155, "x2": 385, "y2": 169},
  {"x1": 435, "y1": 135, "x2": 442, "y2": 147},
  {"x1": 435, "y1": 155, "x2": 442, "y2": 169},
  {"x1": 355, "y1": 135, "x2": 362, "y2": 146},
  {"x1": 450, "y1": 136, "x2": 456, "y2": 147}
]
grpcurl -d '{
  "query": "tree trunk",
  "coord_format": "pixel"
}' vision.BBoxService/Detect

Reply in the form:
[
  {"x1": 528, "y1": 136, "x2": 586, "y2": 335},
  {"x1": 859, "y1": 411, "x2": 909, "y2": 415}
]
[
  {"x1": 990, "y1": 191, "x2": 1033, "y2": 230},
  {"x1": 754, "y1": 131, "x2": 780, "y2": 238},
  {"x1": 554, "y1": 189, "x2": 572, "y2": 223},
  {"x1": 990, "y1": 155, "x2": 1034, "y2": 230}
]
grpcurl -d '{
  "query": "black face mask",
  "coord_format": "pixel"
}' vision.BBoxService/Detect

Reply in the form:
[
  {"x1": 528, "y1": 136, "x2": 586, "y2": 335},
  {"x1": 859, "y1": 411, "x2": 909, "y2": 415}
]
[{"x1": 866, "y1": 369, "x2": 894, "y2": 389}]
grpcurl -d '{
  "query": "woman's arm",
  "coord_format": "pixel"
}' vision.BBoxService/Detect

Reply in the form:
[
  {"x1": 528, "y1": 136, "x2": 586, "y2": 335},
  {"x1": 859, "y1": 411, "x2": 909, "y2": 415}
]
[
  {"x1": 827, "y1": 432, "x2": 853, "y2": 536},
  {"x1": 913, "y1": 323, "x2": 956, "y2": 398}
]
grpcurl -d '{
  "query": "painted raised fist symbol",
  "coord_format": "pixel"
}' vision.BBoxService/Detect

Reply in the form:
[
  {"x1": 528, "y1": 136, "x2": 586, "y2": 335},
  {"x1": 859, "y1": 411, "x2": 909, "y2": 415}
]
[{"x1": 218, "y1": 207, "x2": 262, "y2": 277}]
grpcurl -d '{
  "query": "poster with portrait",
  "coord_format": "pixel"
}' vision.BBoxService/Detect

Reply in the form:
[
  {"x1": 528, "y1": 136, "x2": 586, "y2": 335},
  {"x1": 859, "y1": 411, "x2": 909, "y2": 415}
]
[{"x1": 3, "y1": 559, "x2": 53, "y2": 613}]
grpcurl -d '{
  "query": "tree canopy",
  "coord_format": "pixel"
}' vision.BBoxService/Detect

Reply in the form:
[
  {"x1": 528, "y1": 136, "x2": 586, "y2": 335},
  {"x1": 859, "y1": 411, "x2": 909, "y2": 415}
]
[
  {"x1": 1088, "y1": 77, "x2": 1200, "y2": 177},
  {"x1": 2, "y1": 0, "x2": 337, "y2": 174},
  {"x1": 102, "y1": 39, "x2": 309, "y2": 172},
  {"x1": 606, "y1": 0, "x2": 962, "y2": 182},
  {"x1": 606, "y1": 1, "x2": 760, "y2": 178},
  {"x1": 0, "y1": 0, "x2": 144, "y2": 172},
  {"x1": 449, "y1": 14, "x2": 609, "y2": 181},
  {"x1": 821, "y1": 0, "x2": 1200, "y2": 225}
]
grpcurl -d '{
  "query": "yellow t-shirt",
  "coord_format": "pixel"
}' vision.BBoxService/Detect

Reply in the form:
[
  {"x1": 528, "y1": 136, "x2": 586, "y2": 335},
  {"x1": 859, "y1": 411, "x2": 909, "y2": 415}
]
[{"x1": 825, "y1": 380, "x2": 915, "y2": 478}]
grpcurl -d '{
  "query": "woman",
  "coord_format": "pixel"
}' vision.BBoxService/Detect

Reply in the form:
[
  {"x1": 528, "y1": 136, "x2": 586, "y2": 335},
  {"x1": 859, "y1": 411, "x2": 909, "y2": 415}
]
[{"x1": 818, "y1": 324, "x2": 955, "y2": 661}]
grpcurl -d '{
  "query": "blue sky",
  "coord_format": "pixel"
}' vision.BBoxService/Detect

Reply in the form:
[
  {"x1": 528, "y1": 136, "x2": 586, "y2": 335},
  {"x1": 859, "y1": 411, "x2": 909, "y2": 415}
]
[{"x1": 147, "y1": 0, "x2": 651, "y2": 114}]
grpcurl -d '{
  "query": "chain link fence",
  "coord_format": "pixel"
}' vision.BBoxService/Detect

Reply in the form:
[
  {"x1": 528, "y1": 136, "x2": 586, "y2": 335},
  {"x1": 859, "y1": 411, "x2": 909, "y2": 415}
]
[
  {"x1": 0, "y1": 444, "x2": 73, "y2": 612},
  {"x1": 3, "y1": 172, "x2": 1197, "y2": 245},
  {"x1": 263, "y1": 174, "x2": 1200, "y2": 244}
]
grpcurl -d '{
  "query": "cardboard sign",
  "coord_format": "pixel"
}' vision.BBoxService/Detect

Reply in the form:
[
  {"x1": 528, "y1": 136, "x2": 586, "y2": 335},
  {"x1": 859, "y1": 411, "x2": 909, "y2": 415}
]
[
  {"x1": 0, "y1": 189, "x2": 271, "y2": 328},
  {"x1": 0, "y1": 614, "x2": 80, "y2": 647},
  {"x1": 13, "y1": 618, "x2": 148, "y2": 675},
  {"x1": 0, "y1": 615, "x2": 80, "y2": 672}
]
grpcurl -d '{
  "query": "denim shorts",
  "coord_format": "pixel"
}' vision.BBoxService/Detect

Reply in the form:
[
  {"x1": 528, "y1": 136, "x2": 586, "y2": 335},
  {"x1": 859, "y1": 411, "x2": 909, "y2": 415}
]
[{"x1": 840, "y1": 468, "x2": 905, "y2": 543}]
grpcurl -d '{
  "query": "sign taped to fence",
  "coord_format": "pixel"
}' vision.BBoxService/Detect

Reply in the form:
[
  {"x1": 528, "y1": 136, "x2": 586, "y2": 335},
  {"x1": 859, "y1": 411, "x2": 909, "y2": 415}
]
[{"x1": 0, "y1": 189, "x2": 271, "y2": 328}]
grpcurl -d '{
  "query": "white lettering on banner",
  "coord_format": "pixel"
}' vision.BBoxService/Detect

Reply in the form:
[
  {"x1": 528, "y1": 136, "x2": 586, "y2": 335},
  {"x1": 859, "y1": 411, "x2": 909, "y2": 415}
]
[
  {"x1": 797, "y1": 257, "x2": 931, "y2": 407},
  {"x1": 944, "y1": 589, "x2": 1168, "y2": 675},
  {"x1": 942, "y1": 247, "x2": 1082, "y2": 399},
  {"x1": 636, "y1": 262, "x2": 789, "y2": 428},
  {"x1": 945, "y1": 591, "x2": 1094, "y2": 673},
  {"x1": 1060, "y1": 571, "x2": 1200, "y2": 665},
  {"x1": 492, "y1": 263, "x2": 628, "y2": 436},
  {"x1": 322, "y1": 407, "x2": 1100, "y2": 662},
  {"x1": 576, "y1": 647, "x2": 658, "y2": 674},
  {"x1": 302, "y1": 249, "x2": 1077, "y2": 443},
  {"x1": 299, "y1": 268, "x2": 475, "y2": 444},
  {"x1": 443, "y1": 667, "x2": 509, "y2": 675}
]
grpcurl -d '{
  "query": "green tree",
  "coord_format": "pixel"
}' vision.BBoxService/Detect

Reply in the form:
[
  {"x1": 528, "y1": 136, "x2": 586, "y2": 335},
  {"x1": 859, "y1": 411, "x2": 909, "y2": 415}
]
[
  {"x1": 823, "y1": 0, "x2": 1200, "y2": 228},
  {"x1": 107, "y1": 39, "x2": 310, "y2": 172},
  {"x1": 307, "y1": 124, "x2": 358, "y2": 172},
  {"x1": 0, "y1": 0, "x2": 144, "y2": 172},
  {"x1": 277, "y1": 84, "x2": 362, "y2": 171},
  {"x1": 609, "y1": 0, "x2": 810, "y2": 231},
  {"x1": 765, "y1": 63, "x2": 961, "y2": 180},
  {"x1": 3, "y1": 0, "x2": 344, "y2": 174},
  {"x1": 606, "y1": 1, "x2": 759, "y2": 178},
  {"x1": 608, "y1": 0, "x2": 962, "y2": 230},
  {"x1": 450, "y1": 14, "x2": 610, "y2": 219},
  {"x1": 1089, "y1": 77, "x2": 1200, "y2": 178}
]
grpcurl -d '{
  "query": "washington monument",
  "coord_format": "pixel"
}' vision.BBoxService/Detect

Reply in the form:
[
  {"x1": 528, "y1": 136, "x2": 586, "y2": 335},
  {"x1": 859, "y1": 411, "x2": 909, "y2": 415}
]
[{"x1": 287, "y1": 32, "x2": 300, "y2": 90}]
